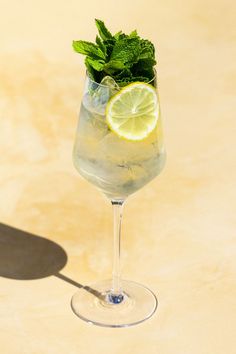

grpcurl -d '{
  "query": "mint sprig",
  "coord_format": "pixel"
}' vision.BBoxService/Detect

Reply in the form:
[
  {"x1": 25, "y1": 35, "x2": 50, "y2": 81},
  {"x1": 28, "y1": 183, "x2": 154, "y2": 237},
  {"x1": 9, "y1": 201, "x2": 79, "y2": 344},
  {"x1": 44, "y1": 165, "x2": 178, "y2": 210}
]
[{"x1": 72, "y1": 19, "x2": 156, "y2": 86}]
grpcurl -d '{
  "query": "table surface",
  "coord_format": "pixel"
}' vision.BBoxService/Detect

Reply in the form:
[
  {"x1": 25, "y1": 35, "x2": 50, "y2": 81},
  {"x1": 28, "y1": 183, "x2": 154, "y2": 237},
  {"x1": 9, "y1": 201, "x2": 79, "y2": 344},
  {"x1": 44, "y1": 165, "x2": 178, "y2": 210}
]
[{"x1": 0, "y1": 1, "x2": 236, "y2": 353}]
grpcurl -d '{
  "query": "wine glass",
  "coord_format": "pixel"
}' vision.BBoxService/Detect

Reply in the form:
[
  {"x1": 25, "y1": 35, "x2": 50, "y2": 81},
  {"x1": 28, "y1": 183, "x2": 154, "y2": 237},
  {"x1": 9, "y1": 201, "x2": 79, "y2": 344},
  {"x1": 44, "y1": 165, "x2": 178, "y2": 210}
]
[{"x1": 71, "y1": 72, "x2": 166, "y2": 327}]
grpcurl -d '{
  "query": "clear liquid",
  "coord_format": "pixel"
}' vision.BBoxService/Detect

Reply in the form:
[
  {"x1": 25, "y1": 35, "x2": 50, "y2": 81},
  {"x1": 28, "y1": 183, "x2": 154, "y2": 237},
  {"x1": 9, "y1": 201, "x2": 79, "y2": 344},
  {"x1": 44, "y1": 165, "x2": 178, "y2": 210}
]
[{"x1": 73, "y1": 102, "x2": 166, "y2": 199}]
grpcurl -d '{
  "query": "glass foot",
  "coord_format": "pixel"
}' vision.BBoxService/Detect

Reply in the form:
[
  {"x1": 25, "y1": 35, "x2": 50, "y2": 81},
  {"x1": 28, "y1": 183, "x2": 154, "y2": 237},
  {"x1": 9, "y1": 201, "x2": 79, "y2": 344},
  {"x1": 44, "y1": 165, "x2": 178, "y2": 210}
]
[{"x1": 71, "y1": 279, "x2": 157, "y2": 327}]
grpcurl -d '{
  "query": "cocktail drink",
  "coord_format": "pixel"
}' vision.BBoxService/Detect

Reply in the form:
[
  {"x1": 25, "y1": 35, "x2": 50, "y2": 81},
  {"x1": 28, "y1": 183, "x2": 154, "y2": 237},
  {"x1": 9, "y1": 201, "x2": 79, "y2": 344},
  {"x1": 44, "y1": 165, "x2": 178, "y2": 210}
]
[
  {"x1": 71, "y1": 19, "x2": 166, "y2": 327},
  {"x1": 73, "y1": 76, "x2": 165, "y2": 199}
]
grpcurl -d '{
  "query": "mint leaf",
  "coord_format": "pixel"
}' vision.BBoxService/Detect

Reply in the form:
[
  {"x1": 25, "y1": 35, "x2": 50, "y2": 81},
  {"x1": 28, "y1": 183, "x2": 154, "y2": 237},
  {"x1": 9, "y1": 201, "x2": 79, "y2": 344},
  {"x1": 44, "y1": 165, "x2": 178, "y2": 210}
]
[
  {"x1": 114, "y1": 31, "x2": 126, "y2": 40},
  {"x1": 102, "y1": 39, "x2": 115, "y2": 59},
  {"x1": 95, "y1": 35, "x2": 107, "y2": 56},
  {"x1": 86, "y1": 57, "x2": 105, "y2": 71},
  {"x1": 113, "y1": 68, "x2": 132, "y2": 79},
  {"x1": 85, "y1": 57, "x2": 96, "y2": 80},
  {"x1": 139, "y1": 39, "x2": 155, "y2": 60},
  {"x1": 110, "y1": 37, "x2": 141, "y2": 66},
  {"x1": 129, "y1": 30, "x2": 138, "y2": 38},
  {"x1": 95, "y1": 19, "x2": 113, "y2": 41},
  {"x1": 73, "y1": 40, "x2": 105, "y2": 60},
  {"x1": 104, "y1": 60, "x2": 126, "y2": 75},
  {"x1": 116, "y1": 76, "x2": 150, "y2": 87},
  {"x1": 73, "y1": 19, "x2": 156, "y2": 86}
]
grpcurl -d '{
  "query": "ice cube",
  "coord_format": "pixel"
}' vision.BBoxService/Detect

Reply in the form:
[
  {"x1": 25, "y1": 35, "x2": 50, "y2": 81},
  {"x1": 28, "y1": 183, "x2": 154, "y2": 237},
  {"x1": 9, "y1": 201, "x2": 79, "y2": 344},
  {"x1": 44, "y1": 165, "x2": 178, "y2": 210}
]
[
  {"x1": 100, "y1": 76, "x2": 120, "y2": 96},
  {"x1": 83, "y1": 76, "x2": 120, "y2": 115},
  {"x1": 82, "y1": 91, "x2": 108, "y2": 115}
]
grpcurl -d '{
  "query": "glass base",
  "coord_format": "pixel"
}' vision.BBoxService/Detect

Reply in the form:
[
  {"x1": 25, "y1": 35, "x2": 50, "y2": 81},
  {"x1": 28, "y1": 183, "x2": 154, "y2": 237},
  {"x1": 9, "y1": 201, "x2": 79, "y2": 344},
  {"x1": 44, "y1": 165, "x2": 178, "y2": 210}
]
[{"x1": 71, "y1": 279, "x2": 158, "y2": 327}]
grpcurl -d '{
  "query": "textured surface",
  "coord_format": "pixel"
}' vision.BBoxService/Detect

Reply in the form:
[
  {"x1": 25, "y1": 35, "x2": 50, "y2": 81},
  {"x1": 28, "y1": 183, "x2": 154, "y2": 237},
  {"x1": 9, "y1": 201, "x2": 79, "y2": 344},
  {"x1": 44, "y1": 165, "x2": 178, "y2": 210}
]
[{"x1": 0, "y1": 1, "x2": 236, "y2": 353}]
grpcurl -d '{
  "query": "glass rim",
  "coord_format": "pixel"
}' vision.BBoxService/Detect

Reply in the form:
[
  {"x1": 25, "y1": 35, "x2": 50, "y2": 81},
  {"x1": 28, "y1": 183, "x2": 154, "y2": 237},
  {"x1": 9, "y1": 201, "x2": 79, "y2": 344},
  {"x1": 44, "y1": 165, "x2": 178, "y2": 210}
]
[{"x1": 86, "y1": 68, "x2": 157, "y2": 88}]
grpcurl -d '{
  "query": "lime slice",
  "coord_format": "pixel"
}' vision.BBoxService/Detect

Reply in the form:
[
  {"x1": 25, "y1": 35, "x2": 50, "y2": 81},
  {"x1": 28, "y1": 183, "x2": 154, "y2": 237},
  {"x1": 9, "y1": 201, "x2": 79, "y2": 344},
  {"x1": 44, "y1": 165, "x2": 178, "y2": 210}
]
[{"x1": 106, "y1": 82, "x2": 159, "y2": 141}]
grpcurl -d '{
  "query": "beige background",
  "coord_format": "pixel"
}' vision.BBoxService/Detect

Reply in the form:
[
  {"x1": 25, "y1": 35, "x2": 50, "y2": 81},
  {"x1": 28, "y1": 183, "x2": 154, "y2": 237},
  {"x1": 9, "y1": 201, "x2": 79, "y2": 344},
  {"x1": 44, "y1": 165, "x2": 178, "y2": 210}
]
[{"x1": 0, "y1": 0, "x2": 236, "y2": 353}]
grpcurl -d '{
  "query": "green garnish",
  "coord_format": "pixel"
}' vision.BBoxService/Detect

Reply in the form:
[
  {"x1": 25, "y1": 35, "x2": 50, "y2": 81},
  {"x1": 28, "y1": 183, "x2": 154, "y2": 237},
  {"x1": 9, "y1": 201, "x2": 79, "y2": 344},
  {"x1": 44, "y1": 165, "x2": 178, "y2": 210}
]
[{"x1": 72, "y1": 19, "x2": 156, "y2": 86}]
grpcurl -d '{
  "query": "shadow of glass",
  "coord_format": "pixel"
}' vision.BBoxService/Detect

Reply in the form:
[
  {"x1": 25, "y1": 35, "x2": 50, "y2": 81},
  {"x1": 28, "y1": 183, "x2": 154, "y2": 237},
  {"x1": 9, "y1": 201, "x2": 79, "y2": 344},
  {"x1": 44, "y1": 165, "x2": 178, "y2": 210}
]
[
  {"x1": 0, "y1": 223, "x2": 67, "y2": 279},
  {"x1": 0, "y1": 223, "x2": 104, "y2": 300}
]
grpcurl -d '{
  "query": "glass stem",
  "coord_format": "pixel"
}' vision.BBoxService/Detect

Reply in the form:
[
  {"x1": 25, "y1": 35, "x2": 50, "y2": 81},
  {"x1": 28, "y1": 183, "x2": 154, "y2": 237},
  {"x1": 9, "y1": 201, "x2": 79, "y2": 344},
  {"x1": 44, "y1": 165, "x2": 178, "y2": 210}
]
[{"x1": 109, "y1": 199, "x2": 125, "y2": 304}]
